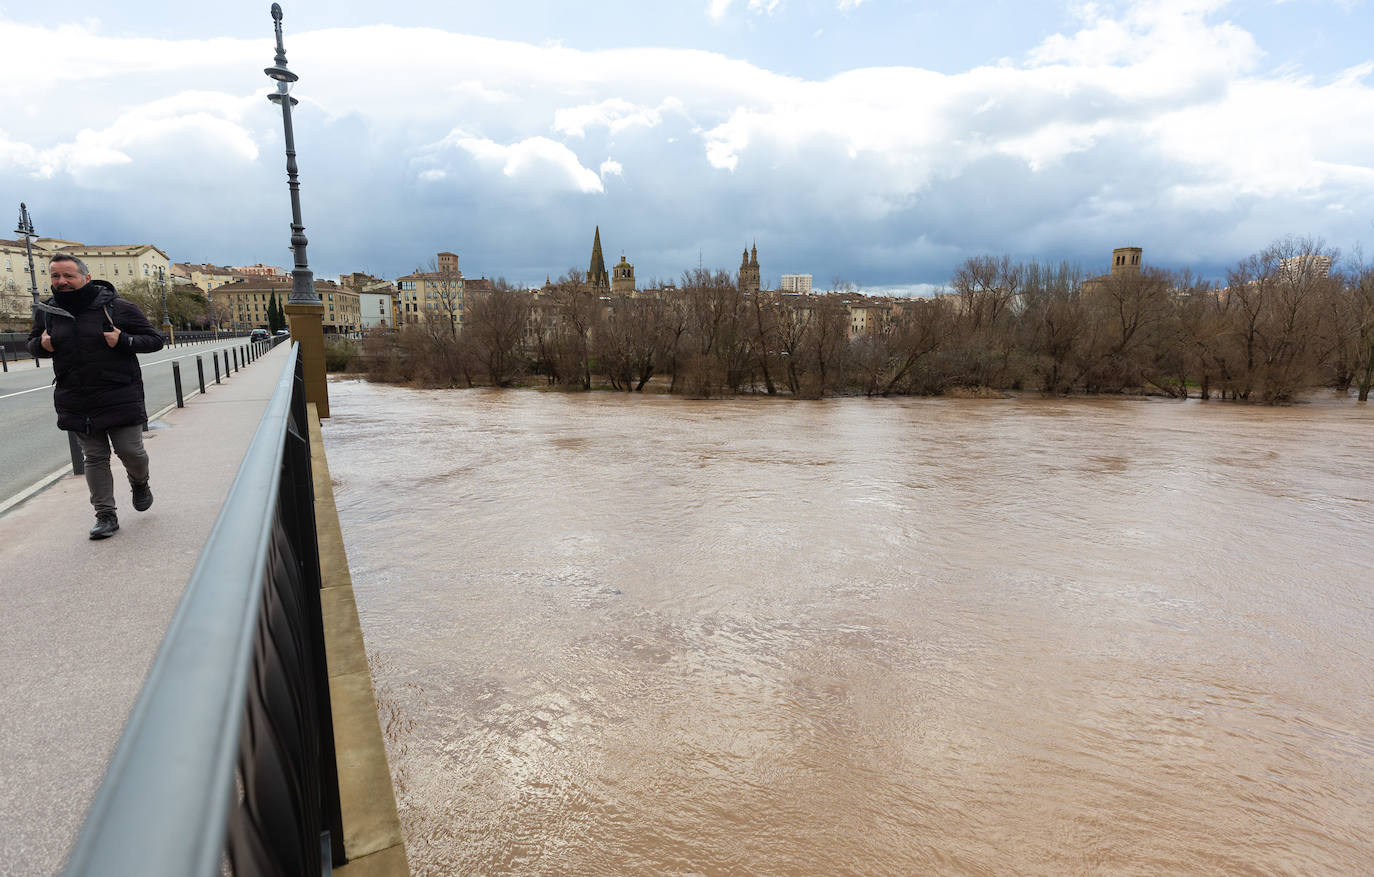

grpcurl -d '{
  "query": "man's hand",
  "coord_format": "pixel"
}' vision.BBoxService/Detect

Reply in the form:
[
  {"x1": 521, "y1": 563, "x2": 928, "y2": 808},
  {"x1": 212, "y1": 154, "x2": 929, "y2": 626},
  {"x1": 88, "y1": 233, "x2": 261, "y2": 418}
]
[
  {"x1": 41, "y1": 331, "x2": 54, "y2": 352},
  {"x1": 104, "y1": 326, "x2": 121, "y2": 349}
]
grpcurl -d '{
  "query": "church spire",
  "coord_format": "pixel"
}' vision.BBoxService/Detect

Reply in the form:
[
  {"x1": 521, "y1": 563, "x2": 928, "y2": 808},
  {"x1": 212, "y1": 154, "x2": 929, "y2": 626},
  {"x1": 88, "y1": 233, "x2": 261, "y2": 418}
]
[{"x1": 589, "y1": 226, "x2": 608, "y2": 290}]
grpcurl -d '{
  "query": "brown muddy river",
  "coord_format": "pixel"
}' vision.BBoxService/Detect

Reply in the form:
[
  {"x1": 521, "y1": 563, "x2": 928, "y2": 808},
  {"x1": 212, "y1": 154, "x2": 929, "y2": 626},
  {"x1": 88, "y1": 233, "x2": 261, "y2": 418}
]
[{"x1": 322, "y1": 379, "x2": 1374, "y2": 876}]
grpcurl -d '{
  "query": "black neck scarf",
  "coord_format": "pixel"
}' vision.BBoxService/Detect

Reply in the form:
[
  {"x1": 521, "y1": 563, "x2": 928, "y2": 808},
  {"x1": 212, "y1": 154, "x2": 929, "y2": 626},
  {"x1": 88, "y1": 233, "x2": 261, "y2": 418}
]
[{"x1": 53, "y1": 282, "x2": 100, "y2": 317}]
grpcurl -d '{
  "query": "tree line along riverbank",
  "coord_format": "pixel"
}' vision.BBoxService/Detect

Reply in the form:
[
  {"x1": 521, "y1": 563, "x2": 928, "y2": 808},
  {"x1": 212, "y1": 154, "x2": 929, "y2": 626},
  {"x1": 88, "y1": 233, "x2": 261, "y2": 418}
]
[{"x1": 326, "y1": 236, "x2": 1374, "y2": 404}]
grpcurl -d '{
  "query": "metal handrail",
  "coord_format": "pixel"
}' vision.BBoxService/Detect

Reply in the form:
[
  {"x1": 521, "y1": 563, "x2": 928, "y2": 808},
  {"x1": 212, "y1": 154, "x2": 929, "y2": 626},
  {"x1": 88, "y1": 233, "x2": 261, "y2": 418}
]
[{"x1": 63, "y1": 343, "x2": 344, "y2": 876}]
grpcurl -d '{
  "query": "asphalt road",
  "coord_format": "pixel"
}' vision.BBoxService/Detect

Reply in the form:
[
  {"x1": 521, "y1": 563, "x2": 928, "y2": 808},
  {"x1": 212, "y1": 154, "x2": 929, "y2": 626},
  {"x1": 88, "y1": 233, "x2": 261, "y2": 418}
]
[{"x1": 0, "y1": 337, "x2": 263, "y2": 507}]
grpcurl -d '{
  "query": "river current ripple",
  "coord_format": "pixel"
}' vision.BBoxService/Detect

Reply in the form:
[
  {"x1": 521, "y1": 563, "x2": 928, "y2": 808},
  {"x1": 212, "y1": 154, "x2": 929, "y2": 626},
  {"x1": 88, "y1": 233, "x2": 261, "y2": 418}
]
[{"x1": 322, "y1": 379, "x2": 1374, "y2": 876}]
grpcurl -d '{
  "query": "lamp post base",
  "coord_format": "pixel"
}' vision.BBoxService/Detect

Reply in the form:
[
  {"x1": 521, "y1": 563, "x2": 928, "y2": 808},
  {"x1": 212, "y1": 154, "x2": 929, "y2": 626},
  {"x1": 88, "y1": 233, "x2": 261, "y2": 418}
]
[
  {"x1": 162, "y1": 322, "x2": 175, "y2": 345},
  {"x1": 285, "y1": 301, "x2": 330, "y2": 418}
]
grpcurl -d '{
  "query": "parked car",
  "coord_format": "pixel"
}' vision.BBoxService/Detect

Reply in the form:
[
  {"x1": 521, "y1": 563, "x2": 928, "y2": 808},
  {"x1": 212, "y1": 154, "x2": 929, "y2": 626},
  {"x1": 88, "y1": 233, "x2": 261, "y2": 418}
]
[{"x1": 249, "y1": 328, "x2": 270, "y2": 342}]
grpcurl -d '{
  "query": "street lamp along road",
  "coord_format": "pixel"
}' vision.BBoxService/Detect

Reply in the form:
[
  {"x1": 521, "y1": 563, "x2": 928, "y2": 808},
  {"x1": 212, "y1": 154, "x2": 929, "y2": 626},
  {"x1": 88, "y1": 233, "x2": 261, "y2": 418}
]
[
  {"x1": 14, "y1": 202, "x2": 39, "y2": 312},
  {"x1": 157, "y1": 264, "x2": 173, "y2": 342},
  {"x1": 264, "y1": 3, "x2": 330, "y2": 416},
  {"x1": 264, "y1": 3, "x2": 318, "y2": 309}
]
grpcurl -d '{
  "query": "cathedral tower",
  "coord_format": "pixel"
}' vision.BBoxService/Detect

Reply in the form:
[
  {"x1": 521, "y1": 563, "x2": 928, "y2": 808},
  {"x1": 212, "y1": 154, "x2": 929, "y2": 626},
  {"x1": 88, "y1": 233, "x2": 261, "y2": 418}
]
[
  {"x1": 588, "y1": 226, "x2": 609, "y2": 291},
  {"x1": 739, "y1": 242, "x2": 761, "y2": 294}
]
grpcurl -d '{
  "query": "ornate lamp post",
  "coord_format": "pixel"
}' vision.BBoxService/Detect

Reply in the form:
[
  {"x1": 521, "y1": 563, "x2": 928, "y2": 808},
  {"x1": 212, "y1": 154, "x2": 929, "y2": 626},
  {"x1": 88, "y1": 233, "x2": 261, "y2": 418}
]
[
  {"x1": 14, "y1": 203, "x2": 39, "y2": 311},
  {"x1": 157, "y1": 264, "x2": 174, "y2": 342},
  {"x1": 264, "y1": 3, "x2": 329, "y2": 416}
]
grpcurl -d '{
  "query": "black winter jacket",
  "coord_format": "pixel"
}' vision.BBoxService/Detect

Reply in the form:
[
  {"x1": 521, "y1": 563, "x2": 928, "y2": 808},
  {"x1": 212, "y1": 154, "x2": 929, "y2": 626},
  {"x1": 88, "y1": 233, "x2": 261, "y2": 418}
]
[{"x1": 26, "y1": 281, "x2": 165, "y2": 432}]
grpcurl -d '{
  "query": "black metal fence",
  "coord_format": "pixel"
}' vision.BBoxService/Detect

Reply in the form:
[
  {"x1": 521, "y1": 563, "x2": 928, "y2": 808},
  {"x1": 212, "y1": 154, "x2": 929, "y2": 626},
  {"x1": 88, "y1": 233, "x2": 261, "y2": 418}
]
[
  {"x1": 0, "y1": 330, "x2": 263, "y2": 366},
  {"x1": 0, "y1": 331, "x2": 36, "y2": 365},
  {"x1": 62, "y1": 344, "x2": 345, "y2": 876}
]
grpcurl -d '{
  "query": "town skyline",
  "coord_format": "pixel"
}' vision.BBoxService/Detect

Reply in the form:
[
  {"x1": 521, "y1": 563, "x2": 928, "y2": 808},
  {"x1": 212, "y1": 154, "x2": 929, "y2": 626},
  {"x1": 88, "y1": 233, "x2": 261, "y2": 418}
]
[{"x1": 2, "y1": 1, "x2": 1372, "y2": 292}]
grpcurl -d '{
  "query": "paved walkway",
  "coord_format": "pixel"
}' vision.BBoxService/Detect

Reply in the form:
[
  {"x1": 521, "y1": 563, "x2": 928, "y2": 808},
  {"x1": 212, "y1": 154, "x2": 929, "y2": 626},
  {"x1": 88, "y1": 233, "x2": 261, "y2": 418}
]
[{"x1": 0, "y1": 343, "x2": 293, "y2": 876}]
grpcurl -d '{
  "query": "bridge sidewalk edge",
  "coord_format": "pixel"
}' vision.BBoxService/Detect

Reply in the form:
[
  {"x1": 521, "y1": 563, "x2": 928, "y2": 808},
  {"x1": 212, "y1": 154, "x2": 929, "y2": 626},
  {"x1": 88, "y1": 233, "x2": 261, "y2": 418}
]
[{"x1": 309, "y1": 402, "x2": 412, "y2": 877}]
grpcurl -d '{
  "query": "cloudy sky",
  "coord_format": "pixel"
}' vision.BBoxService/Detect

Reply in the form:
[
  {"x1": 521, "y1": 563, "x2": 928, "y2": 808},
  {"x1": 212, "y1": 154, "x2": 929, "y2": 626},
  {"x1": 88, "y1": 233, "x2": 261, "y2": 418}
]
[{"x1": 2, "y1": 0, "x2": 1371, "y2": 293}]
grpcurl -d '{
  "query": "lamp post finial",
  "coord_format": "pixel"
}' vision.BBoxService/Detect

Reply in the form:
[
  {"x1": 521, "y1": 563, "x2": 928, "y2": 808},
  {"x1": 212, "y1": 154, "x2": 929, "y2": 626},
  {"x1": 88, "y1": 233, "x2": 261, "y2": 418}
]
[{"x1": 270, "y1": 4, "x2": 287, "y2": 68}]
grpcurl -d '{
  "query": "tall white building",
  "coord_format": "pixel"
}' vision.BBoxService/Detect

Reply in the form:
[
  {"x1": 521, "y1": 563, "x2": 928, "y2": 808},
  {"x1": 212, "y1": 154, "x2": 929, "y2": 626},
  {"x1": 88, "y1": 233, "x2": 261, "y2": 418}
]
[
  {"x1": 1280, "y1": 254, "x2": 1331, "y2": 281},
  {"x1": 780, "y1": 273, "x2": 813, "y2": 294},
  {"x1": 358, "y1": 290, "x2": 395, "y2": 328}
]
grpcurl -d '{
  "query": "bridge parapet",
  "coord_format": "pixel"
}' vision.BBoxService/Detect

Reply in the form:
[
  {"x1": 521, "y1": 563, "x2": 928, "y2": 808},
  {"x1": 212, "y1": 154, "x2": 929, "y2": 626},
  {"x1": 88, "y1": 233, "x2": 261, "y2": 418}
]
[{"x1": 63, "y1": 346, "x2": 351, "y2": 875}]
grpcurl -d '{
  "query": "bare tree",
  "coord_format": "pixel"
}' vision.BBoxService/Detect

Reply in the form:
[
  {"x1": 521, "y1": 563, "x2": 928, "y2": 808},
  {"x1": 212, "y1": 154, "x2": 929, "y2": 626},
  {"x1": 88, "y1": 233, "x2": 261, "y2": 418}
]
[
  {"x1": 947, "y1": 255, "x2": 1023, "y2": 388},
  {"x1": 771, "y1": 293, "x2": 814, "y2": 395},
  {"x1": 416, "y1": 256, "x2": 464, "y2": 339},
  {"x1": 678, "y1": 268, "x2": 745, "y2": 396},
  {"x1": 749, "y1": 288, "x2": 780, "y2": 395},
  {"x1": 534, "y1": 270, "x2": 599, "y2": 390},
  {"x1": 465, "y1": 278, "x2": 530, "y2": 386},
  {"x1": 1170, "y1": 272, "x2": 1225, "y2": 400},
  {"x1": 874, "y1": 298, "x2": 951, "y2": 395},
  {"x1": 1017, "y1": 260, "x2": 1085, "y2": 394},
  {"x1": 598, "y1": 291, "x2": 674, "y2": 391},
  {"x1": 1078, "y1": 266, "x2": 1173, "y2": 393},
  {"x1": 1344, "y1": 252, "x2": 1374, "y2": 401},
  {"x1": 806, "y1": 292, "x2": 849, "y2": 397}
]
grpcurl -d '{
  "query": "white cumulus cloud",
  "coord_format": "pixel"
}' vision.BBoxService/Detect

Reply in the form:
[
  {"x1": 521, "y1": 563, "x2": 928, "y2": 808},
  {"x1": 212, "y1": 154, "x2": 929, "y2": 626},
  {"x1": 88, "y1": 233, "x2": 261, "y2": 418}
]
[
  {"x1": 435, "y1": 131, "x2": 604, "y2": 194},
  {"x1": 1, "y1": 91, "x2": 259, "y2": 180},
  {"x1": 554, "y1": 98, "x2": 684, "y2": 138}
]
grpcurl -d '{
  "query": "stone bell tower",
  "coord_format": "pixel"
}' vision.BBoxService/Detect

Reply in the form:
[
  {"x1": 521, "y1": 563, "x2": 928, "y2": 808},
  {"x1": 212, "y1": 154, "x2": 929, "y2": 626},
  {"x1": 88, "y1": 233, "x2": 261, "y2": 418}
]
[
  {"x1": 1111, "y1": 246, "x2": 1142, "y2": 276},
  {"x1": 612, "y1": 253, "x2": 636, "y2": 295}
]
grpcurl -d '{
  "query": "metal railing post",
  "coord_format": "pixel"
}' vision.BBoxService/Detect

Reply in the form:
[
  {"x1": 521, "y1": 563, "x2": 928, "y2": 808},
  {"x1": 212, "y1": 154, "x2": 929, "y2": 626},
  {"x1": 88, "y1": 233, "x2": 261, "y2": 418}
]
[
  {"x1": 1, "y1": 345, "x2": 8, "y2": 372},
  {"x1": 68, "y1": 431, "x2": 84, "y2": 475},
  {"x1": 214, "y1": 353, "x2": 221, "y2": 384},
  {"x1": 172, "y1": 361, "x2": 184, "y2": 408},
  {"x1": 196, "y1": 356, "x2": 206, "y2": 394}
]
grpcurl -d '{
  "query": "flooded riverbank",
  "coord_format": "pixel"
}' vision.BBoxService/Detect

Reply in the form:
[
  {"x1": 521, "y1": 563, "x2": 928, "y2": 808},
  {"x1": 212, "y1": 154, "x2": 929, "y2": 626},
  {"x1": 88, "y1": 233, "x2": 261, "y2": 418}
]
[{"x1": 323, "y1": 379, "x2": 1374, "y2": 875}]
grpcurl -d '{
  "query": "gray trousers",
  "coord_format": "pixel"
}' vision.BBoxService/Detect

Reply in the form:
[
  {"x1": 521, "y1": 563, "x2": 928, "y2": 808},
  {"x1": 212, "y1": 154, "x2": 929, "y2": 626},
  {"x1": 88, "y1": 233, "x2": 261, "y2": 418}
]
[{"x1": 74, "y1": 424, "x2": 150, "y2": 515}]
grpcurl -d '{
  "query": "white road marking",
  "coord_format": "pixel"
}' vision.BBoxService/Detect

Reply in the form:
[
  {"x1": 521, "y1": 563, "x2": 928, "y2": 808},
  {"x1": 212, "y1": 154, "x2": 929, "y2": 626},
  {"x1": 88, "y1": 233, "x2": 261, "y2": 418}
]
[
  {"x1": 0, "y1": 385, "x2": 49, "y2": 401},
  {"x1": 1, "y1": 344, "x2": 240, "y2": 400}
]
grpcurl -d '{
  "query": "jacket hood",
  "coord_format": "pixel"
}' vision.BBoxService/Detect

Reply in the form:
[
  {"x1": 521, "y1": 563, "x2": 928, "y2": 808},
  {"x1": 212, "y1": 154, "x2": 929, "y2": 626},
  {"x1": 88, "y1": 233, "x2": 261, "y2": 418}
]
[{"x1": 90, "y1": 280, "x2": 118, "y2": 304}]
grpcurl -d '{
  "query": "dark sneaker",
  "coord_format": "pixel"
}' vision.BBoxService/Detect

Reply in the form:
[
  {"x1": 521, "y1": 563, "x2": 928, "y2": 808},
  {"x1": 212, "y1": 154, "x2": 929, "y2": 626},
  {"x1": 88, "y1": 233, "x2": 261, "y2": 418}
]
[
  {"x1": 89, "y1": 513, "x2": 119, "y2": 540},
  {"x1": 131, "y1": 481, "x2": 153, "y2": 512}
]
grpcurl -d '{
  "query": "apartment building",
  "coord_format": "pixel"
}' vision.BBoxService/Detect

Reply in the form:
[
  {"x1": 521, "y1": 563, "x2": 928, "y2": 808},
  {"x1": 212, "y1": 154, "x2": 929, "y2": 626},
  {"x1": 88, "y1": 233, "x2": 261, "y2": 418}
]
[
  {"x1": 36, "y1": 240, "x2": 172, "y2": 288},
  {"x1": 175, "y1": 263, "x2": 253, "y2": 292},
  {"x1": 230, "y1": 263, "x2": 283, "y2": 276},
  {"x1": 395, "y1": 251, "x2": 466, "y2": 331},
  {"x1": 0, "y1": 238, "x2": 40, "y2": 329},
  {"x1": 1, "y1": 237, "x2": 171, "y2": 329},
  {"x1": 212, "y1": 276, "x2": 361, "y2": 333}
]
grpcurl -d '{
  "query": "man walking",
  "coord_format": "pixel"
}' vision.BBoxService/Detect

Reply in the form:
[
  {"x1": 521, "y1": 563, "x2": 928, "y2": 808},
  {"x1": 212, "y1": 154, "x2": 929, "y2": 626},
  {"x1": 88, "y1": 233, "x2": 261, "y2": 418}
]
[{"x1": 27, "y1": 255, "x2": 164, "y2": 539}]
